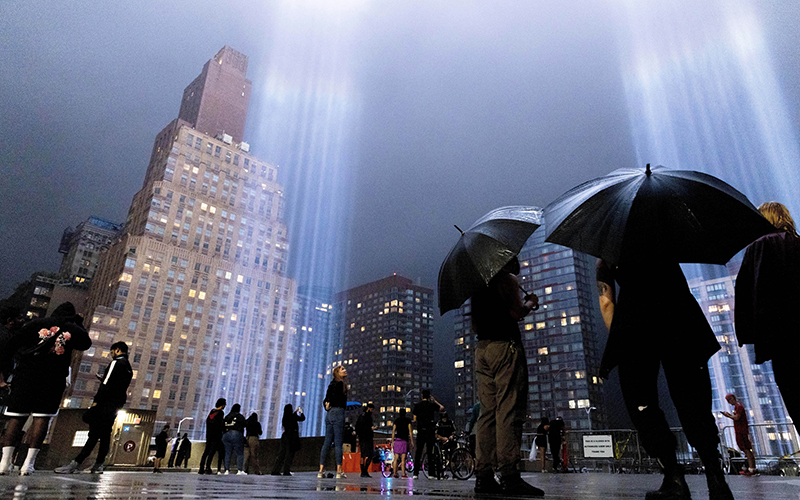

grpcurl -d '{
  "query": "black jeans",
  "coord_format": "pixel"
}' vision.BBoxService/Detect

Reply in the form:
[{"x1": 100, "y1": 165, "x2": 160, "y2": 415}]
[
  {"x1": 271, "y1": 433, "x2": 296, "y2": 474},
  {"x1": 199, "y1": 438, "x2": 224, "y2": 472},
  {"x1": 618, "y1": 355, "x2": 721, "y2": 471},
  {"x1": 75, "y1": 410, "x2": 116, "y2": 465},
  {"x1": 414, "y1": 429, "x2": 437, "y2": 476}
]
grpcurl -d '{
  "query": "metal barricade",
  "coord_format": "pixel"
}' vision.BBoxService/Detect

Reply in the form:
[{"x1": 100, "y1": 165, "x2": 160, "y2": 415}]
[{"x1": 719, "y1": 422, "x2": 799, "y2": 476}]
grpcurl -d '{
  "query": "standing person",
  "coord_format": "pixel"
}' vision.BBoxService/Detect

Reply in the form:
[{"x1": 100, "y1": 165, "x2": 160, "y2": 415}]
[
  {"x1": 198, "y1": 398, "x2": 226, "y2": 474},
  {"x1": 597, "y1": 255, "x2": 733, "y2": 500},
  {"x1": 0, "y1": 302, "x2": 91, "y2": 476},
  {"x1": 391, "y1": 408, "x2": 413, "y2": 478},
  {"x1": 153, "y1": 425, "x2": 170, "y2": 473},
  {"x1": 271, "y1": 405, "x2": 304, "y2": 476},
  {"x1": 356, "y1": 403, "x2": 375, "y2": 478},
  {"x1": 412, "y1": 389, "x2": 443, "y2": 480},
  {"x1": 736, "y1": 202, "x2": 800, "y2": 424},
  {"x1": 534, "y1": 417, "x2": 550, "y2": 472},
  {"x1": 318, "y1": 366, "x2": 348, "y2": 478},
  {"x1": 721, "y1": 394, "x2": 756, "y2": 476},
  {"x1": 548, "y1": 417, "x2": 565, "y2": 472},
  {"x1": 176, "y1": 433, "x2": 192, "y2": 468},
  {"x1": 222, "y1": 403, "x2": 246, "y2": 474},
  {"x1": 244, "y1": 412, "x2": 263, "y2": 475},
  {"x1": 470, "y1": 256, "x2": 543, "y2": 496},
  {"x1": 343, "y1": 418, "x2": 357, "y2": 454},
  {"x1": 167, "y1": 435, "x2": 180, "y2": 468},
  {"x1": 55, "y1": 341, "x2": 133, "y2": 474}
]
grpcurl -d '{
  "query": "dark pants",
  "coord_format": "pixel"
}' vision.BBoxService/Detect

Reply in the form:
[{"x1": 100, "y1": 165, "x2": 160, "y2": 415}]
[
  {"x1": 360, "y1": 439, "x2": 373, "y2": 466},
  {"x1": 414, "y1": 429, "x2": 437, "y2": 476},
  {"x1": 271, "y1": 433, "x2": 296, "y2": 474},
  {"x1": 475, "y1": 339, "x2": 528, "y2": 477},
  {"x1": 176, "y1": 449, "x2": 190, "y2": 468},
  {"x1": 167, "y1": 444, "x2": 178, "y2": 467},
  {"x1": 618, "y1": 355, "x2": 722, "y2": 472},
  {"x1": 199, "y1": 438, "x2": 224, "y2": 472},
  {"x1": 772, "y1": 352, "x2": 800, "y2": 425},
  {"x1": 548, "y1": 437, "x2": 562, "y2": 470},
  {"x1": 75, "y1": 407, "x2": 116, "y2": 466}
]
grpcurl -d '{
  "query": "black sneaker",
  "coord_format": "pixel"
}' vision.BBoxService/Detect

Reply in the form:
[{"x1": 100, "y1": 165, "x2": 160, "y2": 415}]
[
  {"x1": 706, "y1": 470, "x2": 733, "y2": 500},
  {"x1": 645, "y1": 472, "x2": 691, "y2": 500},
  {"x1": 474, "y1": 473, "x2": 503, "y2": 495},
  {"x1": 500, "y1": 475, "x2": 545, "y2": 497}
]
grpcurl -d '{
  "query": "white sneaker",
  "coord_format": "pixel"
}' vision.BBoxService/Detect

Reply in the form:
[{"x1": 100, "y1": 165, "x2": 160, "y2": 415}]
[
  {"x1": 237, "y1": 471, "x2": 247, "y2": 475},
  {"x1": 224, "y1": 470, "x2": 230, "y2": 475},
  {"x1": 55, "y1": 460, "x2": 80, "y2": 474},
  {"x1": 317, "y1": 471, "x2": 324, "y2": 478},
  {"x1": 20, "y1": 464, "x2": 35, "y2": 476},
  {"x1": 336, "y1": 472, "x2": 347, "y2": 478}
]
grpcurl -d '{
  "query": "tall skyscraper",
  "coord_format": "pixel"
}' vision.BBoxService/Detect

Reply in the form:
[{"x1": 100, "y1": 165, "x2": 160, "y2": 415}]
[
  {"x1": 687, "y1": 264, "x2": 799, "y2": 456},
  {"x1": 70, "y1": 47, "x2": 296, "y2": 438},
  {"x1": 332, "y1": 275, "x2": 435, "y2": 431},
  {"x1": 453, "y1": 222, "x2": 608, "y2": 434},
  {"x1": 58, "y1": 216, "x2": 124, "y2": 286}
]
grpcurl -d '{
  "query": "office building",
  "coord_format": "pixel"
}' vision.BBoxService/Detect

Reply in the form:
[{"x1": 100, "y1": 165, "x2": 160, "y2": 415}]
[
  {"x1": 332, "y1": 275, "x2": 435, "y2": 431},
  {"x1": 70, "y1": 46, "x2": 296, "y2": 438},
  {"x1": 58, "y1": 216, "x2": 124, "y2": 286}
]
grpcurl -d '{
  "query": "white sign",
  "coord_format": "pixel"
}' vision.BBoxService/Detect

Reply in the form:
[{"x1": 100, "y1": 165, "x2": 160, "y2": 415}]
[{"x1": 582, "y1": 435, "x2": 613, "y2": 458}]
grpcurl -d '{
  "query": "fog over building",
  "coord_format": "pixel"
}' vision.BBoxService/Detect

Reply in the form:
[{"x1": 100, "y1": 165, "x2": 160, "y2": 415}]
[
  {"x1": 332, "y1": 275, "x2": 435, "y2": 431},
  {"x1": 453, "y1": 222, "x2": 609, "y2": 438},
  {"x1": 68, "y1": 47, "x2": 298, "y2": 438}
]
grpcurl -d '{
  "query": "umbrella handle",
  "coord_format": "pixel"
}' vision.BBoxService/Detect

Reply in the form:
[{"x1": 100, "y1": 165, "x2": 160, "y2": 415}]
[{"x1": 519, "y1": 285, "x2": 540, "y2": 311}]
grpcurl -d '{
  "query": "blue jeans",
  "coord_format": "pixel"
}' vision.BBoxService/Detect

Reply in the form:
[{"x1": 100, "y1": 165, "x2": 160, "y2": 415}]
[
  {"x1": 222, "y1": 430, "x2": 245, "y2": 471},
  {"x1": 319, "y1": 407, "x2": 344, "y2": 466}
]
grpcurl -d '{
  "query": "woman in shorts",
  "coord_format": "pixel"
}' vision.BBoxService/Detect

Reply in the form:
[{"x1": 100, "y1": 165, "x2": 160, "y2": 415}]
[{"x1": 391, "y1": 408, "x2": 413, "y2": 478}]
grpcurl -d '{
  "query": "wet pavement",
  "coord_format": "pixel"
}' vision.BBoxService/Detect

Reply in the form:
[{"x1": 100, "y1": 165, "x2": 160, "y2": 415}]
[{"x1": 0, "y1": 471, "x2": 798, "y2": 499}]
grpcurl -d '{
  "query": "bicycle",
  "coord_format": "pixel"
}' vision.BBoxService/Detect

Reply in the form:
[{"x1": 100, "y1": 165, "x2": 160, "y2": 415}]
[
  {"x1": 420, "y1": 431, "x2": 475, "y2": 480},
  {"x1": 377, "y1": 445, "x2": 414, "y2": 478}
]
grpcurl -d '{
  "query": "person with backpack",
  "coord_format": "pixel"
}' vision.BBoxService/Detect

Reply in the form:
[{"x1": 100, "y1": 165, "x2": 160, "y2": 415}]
[{"x1": 222, "y1": 403, "x2": 247, "y2": 474}]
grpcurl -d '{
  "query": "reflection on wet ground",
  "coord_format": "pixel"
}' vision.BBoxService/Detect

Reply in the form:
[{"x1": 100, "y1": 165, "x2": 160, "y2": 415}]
[{"x1": 0, "y1": 471, "x2": 798, "y2": 499}]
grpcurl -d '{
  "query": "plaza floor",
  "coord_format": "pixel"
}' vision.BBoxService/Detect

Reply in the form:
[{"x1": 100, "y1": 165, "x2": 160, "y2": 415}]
[{"x1": 0, "y1": 471, "x2": 798, "y2": 499}]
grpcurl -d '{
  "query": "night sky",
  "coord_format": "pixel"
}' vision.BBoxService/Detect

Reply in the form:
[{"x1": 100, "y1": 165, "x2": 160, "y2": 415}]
[{"x1": 2, "y1": 1, "x2": 799, "y2": 410}]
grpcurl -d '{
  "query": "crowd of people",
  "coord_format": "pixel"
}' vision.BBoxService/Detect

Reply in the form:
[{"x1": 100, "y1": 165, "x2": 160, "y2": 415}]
[{"x1": 0, "y1": 201, "x2": 797, "y2": 500}]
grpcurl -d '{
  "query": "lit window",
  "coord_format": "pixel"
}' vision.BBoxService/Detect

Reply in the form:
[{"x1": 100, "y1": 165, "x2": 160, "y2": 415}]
[
  {"x1": 538, "y1": 347, "x2": 548, "y2": 355},
  {"x1": 545, "y1": 287, "x2": 552, "y2": 294},
  {"x1": 163, "y1": 343, "x2": 171, "y2": 352},
  {"x1": 198, "y1": 291, "x2": 206, "y2": 300},
  {"x1": 536, "y1": 322, "x2": 546, "y2": 330},
  {"x1": 153, "y1": 390, "x2": 161, "y2": 399},
  {"x1": 454, "y1": 360, "x2": 465, "y2": 369},
  {"x1": 525, "y1": 324, "x2": 534, "y2": 331}
]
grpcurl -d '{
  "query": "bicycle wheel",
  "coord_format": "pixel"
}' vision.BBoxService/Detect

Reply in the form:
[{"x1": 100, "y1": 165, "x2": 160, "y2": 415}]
[
  {"x1": 421, "y1": 454, "x2": 430, "y2": 478},
  {"x1": 449, "y1": 448, "x2": 475, "y2": 480},
  {"x1": 381, "y1": 461, "x2": 392, "y2": 478}
]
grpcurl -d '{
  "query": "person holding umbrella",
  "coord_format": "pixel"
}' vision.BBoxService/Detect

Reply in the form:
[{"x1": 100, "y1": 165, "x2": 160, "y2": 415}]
[{"x1": 544, "y1": 165, "x2": 770, "y2": 500}]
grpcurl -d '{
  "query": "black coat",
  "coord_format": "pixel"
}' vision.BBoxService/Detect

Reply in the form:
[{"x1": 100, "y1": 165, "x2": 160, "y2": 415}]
[
  {"x1": 94, "y1": 354, "x2": 133, "y2": 409},
  {"x1": 282, "y1": 411, "x2": 305, "y2": 451}
]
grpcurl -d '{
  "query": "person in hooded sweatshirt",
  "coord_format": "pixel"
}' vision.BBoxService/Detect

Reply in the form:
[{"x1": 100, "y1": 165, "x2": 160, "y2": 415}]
[
  {"x1": 0, "y1": 302, "x2": 91, "y2": 476},
  {"x1": 55, "y1": 341, "x2": 132, "y2": 474},
  {"x1": 222, "y1": 403, "x2": 247, "y2": 474}
]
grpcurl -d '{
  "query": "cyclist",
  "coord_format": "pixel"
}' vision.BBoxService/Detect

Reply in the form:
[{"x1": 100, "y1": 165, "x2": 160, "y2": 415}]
[{"x1": 434, "y1": 411, "x2": 457, "y2": 478}]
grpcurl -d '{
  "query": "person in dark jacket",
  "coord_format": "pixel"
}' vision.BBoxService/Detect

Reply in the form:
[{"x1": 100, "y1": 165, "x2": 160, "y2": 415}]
[
  {"x1": 318, "y1": 365, "x2": 348, "y2": 478},
  {"x1": 735, "y1": 201, "x2": 800, "y2": 424},
  {"x1": 199, "y1": 398, "x2": 226, "y2": 474},
  {"x1": 176, "y1": 434, "x2": 192, "y2": 468},
  {"x1": 55, "y1": 341, "x2": 133, "y2": 474},
  {"x1": 597, "y1": 253, "x2": 733, "y2": 500},
  {"x1": 271, "y1": 404, "x2": 305, "y2": 475},
  {"x1": 222, "y1": 403, "x2": 246, "y2": 474},
  {"x1": 547, "y1": 417, "x2": 565, "y2": 472},
  {"x1": 356, "y1": 403, "x2": 375, "y2": 477},
  {"x1": 153, "y1": 425, "x2": 170, "y2": 473},
  {"x1": 244, "y1": 412, "x2": 263, "y2": 474},
  {"x1": 0, "y1": 302, "x2": 91, "y2": 476}
]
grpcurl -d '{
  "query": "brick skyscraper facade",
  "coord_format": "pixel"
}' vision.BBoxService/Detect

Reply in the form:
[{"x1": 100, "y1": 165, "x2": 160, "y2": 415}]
[
  {"x1": 68, "y1": 47, "x2": 296, "y2": 438},
  {"x1": 332, "y1": 275, "x2": 435, "y2": 431}
]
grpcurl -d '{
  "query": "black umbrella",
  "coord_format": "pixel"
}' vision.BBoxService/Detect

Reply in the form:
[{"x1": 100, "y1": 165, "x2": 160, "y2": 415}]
[
  {"x1": 543, "y1": 164, "x2": 774, "y2": 265},
  {"x1": 438, "y1": 206, "x2": 542, "y2": 314}
]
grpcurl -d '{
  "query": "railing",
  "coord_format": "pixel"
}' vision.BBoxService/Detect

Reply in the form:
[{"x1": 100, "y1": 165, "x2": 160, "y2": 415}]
[{"x1": 719, "y1": 422, "x2": 799, "y2": 476}]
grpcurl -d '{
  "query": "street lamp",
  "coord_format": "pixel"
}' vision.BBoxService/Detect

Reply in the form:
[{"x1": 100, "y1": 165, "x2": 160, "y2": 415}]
[
  {"x1": 176, "y1": 417, "x2": 194, "y2": 437},
  {"x1": 585, "y1": 406, "x2": 597, "y2": 431},
  {"x1": 550, "y1": 367, "x2": 574, "y2": 415}
]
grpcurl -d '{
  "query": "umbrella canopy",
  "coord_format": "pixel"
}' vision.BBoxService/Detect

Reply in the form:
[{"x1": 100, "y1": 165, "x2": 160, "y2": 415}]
[
  {"x1": 543, "y1": 164, "x2": 775, "y2": 265},
  {"x1": 438, "y1": 205, "x2": 543, "y2": 314},
  {"x1": 346, "y1": 401, "x2": 362, "y2": 408}
]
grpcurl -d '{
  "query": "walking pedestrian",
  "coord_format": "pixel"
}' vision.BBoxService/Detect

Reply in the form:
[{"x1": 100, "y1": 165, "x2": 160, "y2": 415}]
[
  {"x1": 199, "y1": 398, "x2": 226, "y2": 474},
  {"x1": 721, "y1": 394, "x2": 756, "y2": 476},
  {"x1": 356, "y1": 403, "x2": 375, "y2": 478},
  {"x1": 470, "y1": 256, "x2": 544, "y2": 496},
  {"x1": 271, "y1": 405, "x2": 304, "y2": 476},
  {"x1": 176, "y1": 433, "x2": 191, "y2": 468},
  {"x1": 318, "y1": 365, "x2": 348, "y2": 478},
  {"x1": 222, "y1": 403, "x2": 246, "y2": 474},
  {"x1": 153, "y1": 424, "x2": 170, "y2": 473},
  {"x1": 412, "y1": 389, "x2": 443, "y2": 479},
  {"x1": 534, "y1": 417, "x2": 550, "y2": 472},
  {"x1": 244, "y1": 412, "x2": 263, "y2": 475},
  {"x1": 391, "y1": 408, "x2": 413, "y2": 478},
  {"x1": 548, "y1": 417, "x2": 565, "y2": 472},
  {"x1": 55, "y1": 341, "x2": 133, "y2": 474},
  {"x1": 0, "y1": 302, "x2": 91, "y2": 476},
  {"x1": 597, "y1": 255, "x2": 733, "y2": 500},
  {"x1": 736, "y1": 201, "x2": 800, "y2": 424}
]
